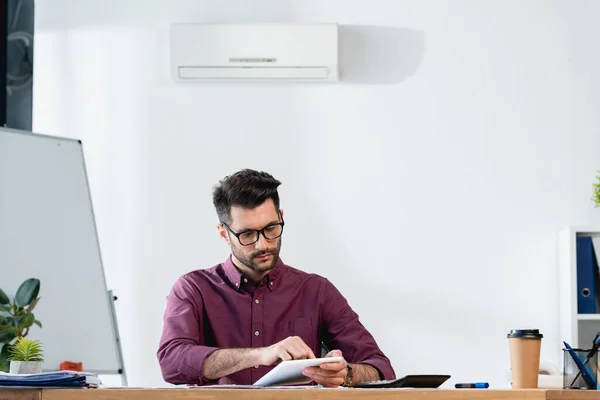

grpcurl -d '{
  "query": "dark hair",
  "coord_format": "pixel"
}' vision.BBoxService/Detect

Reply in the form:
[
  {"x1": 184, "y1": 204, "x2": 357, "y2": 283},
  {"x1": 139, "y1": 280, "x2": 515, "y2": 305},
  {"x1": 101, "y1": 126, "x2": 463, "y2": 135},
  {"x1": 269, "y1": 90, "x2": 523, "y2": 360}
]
[{"x1": 212, "y1": 169, "x2": 282, "y2": 224}]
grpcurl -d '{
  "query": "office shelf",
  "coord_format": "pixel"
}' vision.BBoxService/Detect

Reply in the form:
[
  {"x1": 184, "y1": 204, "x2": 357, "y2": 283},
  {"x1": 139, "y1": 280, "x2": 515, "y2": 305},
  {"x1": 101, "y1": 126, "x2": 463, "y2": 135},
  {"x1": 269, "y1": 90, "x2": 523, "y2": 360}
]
[
  {"x1": 559, "y1": 227, "x2": 600, "y2": 349},
  {"x1": 577, "y1": 314, "x2": 600, "y2": 321}
]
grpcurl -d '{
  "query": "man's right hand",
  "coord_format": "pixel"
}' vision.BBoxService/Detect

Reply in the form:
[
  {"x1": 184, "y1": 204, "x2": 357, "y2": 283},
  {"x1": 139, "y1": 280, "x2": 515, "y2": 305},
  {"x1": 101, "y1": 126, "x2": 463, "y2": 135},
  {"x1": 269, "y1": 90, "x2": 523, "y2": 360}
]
[
  {"x1": 258, "y1": 336, "x2": 316, "y2": 366},
  {"x1": 202, "y1": 337, "x2": 316, "y2": 381}
]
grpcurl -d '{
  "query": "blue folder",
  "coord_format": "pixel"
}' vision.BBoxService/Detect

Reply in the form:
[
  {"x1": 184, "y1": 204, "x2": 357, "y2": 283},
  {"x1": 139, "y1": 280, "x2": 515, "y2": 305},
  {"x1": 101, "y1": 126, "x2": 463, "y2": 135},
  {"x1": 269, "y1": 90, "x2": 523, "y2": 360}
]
[
  {"x1": 576, "y1": 237, "x2": 599, "y2": 314},
  {"x1": 0, "y1": 371, "x2": 88, "y2": 387}
]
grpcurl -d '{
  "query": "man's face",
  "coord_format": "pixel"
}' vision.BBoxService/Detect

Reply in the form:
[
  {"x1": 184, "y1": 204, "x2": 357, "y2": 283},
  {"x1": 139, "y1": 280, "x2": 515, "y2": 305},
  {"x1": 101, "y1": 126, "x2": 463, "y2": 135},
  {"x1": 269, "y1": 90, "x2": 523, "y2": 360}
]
[{"x1": 218, "y1": 198, "x2": 283, "y2": 275}]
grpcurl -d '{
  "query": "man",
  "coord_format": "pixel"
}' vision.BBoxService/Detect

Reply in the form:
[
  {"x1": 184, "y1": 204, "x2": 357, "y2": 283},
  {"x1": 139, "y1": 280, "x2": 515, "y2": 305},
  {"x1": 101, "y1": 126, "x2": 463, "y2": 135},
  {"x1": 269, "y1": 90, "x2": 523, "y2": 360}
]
[{"x1": 157, "y1": 169, "x2": 395, "y2": 387}]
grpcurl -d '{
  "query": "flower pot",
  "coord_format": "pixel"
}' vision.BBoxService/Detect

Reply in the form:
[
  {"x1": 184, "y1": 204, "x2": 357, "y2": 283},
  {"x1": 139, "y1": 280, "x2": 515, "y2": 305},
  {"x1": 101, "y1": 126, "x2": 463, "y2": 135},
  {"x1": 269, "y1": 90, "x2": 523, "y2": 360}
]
[{"x1": 9, "y1": 361, "x2": 42, "y2": 374}]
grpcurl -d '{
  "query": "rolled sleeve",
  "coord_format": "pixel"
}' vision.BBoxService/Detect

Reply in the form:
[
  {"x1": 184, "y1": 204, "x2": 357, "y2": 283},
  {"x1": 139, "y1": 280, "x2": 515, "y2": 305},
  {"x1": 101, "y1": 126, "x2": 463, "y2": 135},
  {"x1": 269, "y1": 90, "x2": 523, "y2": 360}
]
[
  {"x1": 157, "y1": 275, "x2": 219, "y2": 385},
  {"x1": 169, "y1": 343, "x2": 220, "y2": 385},
  {"x1": 320, "y1": 278, "x2": 396, "y2": 381}
]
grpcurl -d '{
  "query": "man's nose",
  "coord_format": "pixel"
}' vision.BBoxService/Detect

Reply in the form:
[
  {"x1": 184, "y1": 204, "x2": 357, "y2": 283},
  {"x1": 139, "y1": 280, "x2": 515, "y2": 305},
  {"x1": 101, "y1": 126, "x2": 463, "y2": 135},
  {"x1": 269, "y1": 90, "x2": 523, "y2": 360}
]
[{"x1": 255, "y1": 233, "x2": 269, "y2": 249}]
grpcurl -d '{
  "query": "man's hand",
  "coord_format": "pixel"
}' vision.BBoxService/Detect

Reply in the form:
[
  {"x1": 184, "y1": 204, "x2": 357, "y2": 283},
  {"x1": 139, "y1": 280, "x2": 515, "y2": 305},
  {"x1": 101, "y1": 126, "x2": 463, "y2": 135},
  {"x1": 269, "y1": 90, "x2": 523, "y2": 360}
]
[
  {"x1": 259, "y1": 336, "x2": 316, "y2": 366},
  {"x1": 302, "y1": 350, "x2": 348, "y2": 388},
  {"x1": 202, "y1": 338, "x2": 315, "y2": 381}
]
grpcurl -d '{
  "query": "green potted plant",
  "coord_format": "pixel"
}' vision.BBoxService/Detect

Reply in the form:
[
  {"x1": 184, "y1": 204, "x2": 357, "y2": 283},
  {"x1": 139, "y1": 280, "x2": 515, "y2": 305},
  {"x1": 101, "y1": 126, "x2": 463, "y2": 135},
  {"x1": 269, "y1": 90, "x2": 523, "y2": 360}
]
[
  {"x1": 593, "y1": 171, "x2": 600, "y2": 207},
  {"x1": 0, "y1": 278, "x2": 42, "y2": 372},
  {"x1": 8, "y1": 336, "x2": 44, "y2": 374}
]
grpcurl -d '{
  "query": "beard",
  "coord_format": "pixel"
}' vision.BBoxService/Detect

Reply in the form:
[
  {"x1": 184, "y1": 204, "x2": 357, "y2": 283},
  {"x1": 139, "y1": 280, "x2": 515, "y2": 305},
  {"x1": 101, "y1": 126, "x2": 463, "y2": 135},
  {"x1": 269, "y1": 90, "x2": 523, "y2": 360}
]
[{"x1": 231, "y1": 239, "x2": 281, "y2": 274}]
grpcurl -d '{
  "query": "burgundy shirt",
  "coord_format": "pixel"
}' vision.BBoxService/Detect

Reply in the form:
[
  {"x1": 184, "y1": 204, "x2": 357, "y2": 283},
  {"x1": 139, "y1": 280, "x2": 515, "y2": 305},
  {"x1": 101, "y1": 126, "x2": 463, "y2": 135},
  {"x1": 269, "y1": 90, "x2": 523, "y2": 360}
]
[{"x1": 157, "y1": 256, "x2": 395, "y2": 385}]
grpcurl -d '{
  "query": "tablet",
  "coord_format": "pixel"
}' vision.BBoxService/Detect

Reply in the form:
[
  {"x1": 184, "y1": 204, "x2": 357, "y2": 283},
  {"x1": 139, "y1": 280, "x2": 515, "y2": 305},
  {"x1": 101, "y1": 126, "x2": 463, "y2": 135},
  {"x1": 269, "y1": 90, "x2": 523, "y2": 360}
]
[{"x1": 253, "y1": 357, "x2": 343, "y2": 386}]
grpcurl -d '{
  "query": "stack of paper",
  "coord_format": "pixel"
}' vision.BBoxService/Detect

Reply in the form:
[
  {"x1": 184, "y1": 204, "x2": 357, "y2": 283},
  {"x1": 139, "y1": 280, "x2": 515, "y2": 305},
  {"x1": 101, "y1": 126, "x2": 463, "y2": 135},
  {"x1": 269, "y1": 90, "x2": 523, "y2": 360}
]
[{"x1": 0, "y1": 371, "x2": 101, "y2": 388}]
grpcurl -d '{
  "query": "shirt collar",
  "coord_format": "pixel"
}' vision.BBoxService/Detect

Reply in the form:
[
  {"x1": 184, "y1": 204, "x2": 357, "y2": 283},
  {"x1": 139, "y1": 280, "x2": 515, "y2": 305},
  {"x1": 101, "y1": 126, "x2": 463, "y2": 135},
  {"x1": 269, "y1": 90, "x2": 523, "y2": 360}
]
[{"x1": 223, "y1": 254, "x2": 284, "y2": 291}]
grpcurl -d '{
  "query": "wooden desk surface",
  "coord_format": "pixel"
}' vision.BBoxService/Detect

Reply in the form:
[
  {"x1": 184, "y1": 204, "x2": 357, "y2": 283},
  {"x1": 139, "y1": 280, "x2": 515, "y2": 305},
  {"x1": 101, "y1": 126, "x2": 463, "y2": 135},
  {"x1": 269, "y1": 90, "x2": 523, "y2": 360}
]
[
  {"x1": 0, "y1": 388, "x2": 40, "y2": 400},
  {"x1": 2, "y1": 388, "x2": 599, "y2": 400},
  {"x1": 40, "y1": 388, "x2": 548, "y2": 400}
]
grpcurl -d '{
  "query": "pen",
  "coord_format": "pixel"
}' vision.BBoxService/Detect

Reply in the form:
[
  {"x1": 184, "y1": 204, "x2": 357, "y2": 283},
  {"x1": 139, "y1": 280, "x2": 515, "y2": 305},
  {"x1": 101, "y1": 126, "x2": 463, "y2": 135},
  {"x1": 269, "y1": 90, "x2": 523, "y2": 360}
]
[
  {"x1": 570, "y1": 333, "x2": 600, "y2": 387},
  {"x1": 563, "y1": 341, "x2": 597, "y2": 388},
  {"x1": 455, "y1": 382, "x2": 489, "y2": 389}
]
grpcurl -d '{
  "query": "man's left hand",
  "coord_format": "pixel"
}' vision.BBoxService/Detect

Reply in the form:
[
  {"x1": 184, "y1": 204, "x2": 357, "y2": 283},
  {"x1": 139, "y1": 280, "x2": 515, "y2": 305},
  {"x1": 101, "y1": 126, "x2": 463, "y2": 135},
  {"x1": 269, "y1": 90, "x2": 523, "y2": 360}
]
[{"x1": 302, "y1": 350, "x2": 348, "y2": 388}]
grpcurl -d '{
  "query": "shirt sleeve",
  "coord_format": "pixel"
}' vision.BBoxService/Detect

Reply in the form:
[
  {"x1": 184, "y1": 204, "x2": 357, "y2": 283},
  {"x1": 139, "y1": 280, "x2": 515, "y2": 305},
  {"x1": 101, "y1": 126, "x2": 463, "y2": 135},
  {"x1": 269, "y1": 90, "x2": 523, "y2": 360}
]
[
  {"x1": 156, "y1": 275, "x2": 220, "y2": 385},
  {"x1": 320, "y1": 278, "x2": 396, "y2": 381}
]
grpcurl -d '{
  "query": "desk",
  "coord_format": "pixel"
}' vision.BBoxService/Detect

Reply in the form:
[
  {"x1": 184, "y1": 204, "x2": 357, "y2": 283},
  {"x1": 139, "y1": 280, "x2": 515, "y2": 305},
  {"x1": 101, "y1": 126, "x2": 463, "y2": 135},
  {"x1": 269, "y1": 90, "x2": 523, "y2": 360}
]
[{"x1": 2, "y1": 388, "x2": 600, "y2": 400}]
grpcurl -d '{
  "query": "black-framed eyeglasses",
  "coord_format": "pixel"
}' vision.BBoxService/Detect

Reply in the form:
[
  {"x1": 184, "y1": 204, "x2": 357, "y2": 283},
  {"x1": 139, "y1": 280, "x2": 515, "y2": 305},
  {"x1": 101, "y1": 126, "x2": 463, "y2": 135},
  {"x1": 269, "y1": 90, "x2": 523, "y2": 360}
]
[{"x1": 221, "y1": 214, "x2": 285, "y2": 246}]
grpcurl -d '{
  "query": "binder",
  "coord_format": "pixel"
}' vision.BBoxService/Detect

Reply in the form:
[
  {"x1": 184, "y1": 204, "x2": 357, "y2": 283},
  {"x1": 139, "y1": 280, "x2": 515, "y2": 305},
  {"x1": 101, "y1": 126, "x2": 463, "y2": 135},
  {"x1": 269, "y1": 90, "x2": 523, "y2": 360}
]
[
  {"x1": 576, "y1": 237, "x2": 599, "y2": 314},
  {"x1": 592, "y1": 237, "x2": 600, "y2": 312},
  {"x1": 0, "y1": 371, "x2": 100, "y2": 387}
]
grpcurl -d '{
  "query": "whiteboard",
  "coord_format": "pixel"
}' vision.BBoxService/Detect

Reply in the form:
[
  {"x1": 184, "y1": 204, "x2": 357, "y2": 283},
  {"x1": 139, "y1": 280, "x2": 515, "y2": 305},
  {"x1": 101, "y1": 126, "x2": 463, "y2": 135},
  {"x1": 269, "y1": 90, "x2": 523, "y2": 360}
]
[{"x1": 0, "y1": 128, "x2": 122, "y2": 374}]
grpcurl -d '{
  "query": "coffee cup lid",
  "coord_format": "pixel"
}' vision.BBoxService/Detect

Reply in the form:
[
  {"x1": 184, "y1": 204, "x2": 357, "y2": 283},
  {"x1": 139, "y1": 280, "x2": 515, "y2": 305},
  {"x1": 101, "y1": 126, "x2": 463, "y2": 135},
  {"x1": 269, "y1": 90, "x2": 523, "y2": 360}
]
[{"x1": 507, "y1": 329, "x2": 543, "y2": 339}]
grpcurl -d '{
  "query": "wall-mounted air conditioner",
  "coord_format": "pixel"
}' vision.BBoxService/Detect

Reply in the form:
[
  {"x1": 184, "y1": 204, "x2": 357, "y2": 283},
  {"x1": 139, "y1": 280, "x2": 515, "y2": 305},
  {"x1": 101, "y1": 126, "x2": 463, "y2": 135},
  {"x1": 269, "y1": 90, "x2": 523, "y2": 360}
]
[{"x1": 170, "y1": 24, "x2": 339, "y2": 82}]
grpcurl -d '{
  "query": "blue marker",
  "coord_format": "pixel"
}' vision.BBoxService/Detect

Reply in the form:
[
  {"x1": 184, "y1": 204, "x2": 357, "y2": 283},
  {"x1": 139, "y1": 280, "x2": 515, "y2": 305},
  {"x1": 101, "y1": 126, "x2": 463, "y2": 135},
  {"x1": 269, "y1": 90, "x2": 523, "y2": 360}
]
[{"x1": 455, "y1": 382, "x2": 489, "y2": 389}]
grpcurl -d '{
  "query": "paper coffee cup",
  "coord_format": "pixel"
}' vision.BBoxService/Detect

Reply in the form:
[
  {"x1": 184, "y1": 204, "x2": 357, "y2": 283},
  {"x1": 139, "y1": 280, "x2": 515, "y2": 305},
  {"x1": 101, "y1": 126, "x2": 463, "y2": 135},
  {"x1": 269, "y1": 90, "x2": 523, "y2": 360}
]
[{"x1": 508, "y1": 329, "x2": 543, "y2": 388}]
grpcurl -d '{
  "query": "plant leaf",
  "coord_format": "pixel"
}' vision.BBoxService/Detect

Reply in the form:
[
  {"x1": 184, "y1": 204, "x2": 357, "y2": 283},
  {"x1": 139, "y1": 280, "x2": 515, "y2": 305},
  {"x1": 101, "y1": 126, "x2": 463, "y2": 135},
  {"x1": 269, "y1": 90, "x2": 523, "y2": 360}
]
[
  {"x1": 33, "y1": 320, "x2": 42, "y2": 329},
  {"x1": 26, "y1": 297, "x2": 40, "y2": 312},
  {"x1": 0, "y1": 343, "x2": 10, "y2": 372},
  {"x1": 5, "y1": 316, "x2": 22, "y2": 327},
  {"x1": 8, "y1": 337, "x2": 43, "y2": 362},
  {"x1": 0, "y1": 305, "x2": 11, "y2": 313},
  {"x1": 0, "y1": 289, "x2": 8, "y2": 305},
  {"x1": 0, "y1": 326, "x2": 18, "y2": 343},
  {"x1": 15, "y1": 279, "x2": 40, "y2": 307},
  {"x1": 19, "y1": 313, "x2": 34, "y2": 329}
]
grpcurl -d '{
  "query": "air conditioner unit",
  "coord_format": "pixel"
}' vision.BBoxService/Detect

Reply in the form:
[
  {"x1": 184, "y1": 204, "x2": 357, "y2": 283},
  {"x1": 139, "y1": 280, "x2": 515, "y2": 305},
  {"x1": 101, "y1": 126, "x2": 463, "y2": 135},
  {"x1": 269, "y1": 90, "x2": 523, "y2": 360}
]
[{"x1": 170, "y1": 24, "x2": 339, "y2": 82}]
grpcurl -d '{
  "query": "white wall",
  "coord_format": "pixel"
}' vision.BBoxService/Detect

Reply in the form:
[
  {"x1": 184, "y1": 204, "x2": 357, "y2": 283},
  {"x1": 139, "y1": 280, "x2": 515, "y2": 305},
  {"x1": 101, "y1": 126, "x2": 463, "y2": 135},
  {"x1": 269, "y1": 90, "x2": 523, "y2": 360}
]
[{"x1": 33, "y1": 0, "x2": 600, "y2": 388}]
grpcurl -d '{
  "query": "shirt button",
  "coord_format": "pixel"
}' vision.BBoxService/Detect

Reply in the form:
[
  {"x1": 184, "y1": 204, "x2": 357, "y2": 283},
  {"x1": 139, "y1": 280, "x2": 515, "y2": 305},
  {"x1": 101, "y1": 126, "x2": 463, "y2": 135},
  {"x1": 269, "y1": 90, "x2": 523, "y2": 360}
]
[
  {"x1": 255, "y1": 365, "x2": 259, "y2": 369},
  {"x1": 270, "y1": 282, "x2": 273, "y2": 286},
  {"x1": 255, "y1": 331, "x2": 260, "y2": 336},
  {"x1": 244, "y1": 278, "x2": 248, "y2": 283},
  {"x1": 255, "y1": 299, "x2": 260, "y2": 304}
]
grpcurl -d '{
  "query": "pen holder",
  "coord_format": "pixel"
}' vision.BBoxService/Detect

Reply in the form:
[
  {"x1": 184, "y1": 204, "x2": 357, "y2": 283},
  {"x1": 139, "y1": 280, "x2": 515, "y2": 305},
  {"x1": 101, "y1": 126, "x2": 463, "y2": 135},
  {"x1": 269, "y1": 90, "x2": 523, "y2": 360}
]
[{"x1": 563, "y1": 348, "x2": 599, "y2": 389}]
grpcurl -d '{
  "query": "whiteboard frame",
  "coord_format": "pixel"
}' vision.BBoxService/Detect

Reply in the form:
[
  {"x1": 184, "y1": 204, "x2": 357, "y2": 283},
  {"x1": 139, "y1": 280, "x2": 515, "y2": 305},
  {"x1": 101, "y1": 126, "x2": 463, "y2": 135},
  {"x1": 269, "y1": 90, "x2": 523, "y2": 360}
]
[{"x1": 0, "y1": 127, "x2": 126, "y2": 381}]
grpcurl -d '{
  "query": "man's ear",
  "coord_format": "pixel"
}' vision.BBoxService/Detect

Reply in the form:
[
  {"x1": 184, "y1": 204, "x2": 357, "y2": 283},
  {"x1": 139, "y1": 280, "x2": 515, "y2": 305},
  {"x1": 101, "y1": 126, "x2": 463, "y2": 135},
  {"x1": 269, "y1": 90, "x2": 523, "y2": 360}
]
[
  {"x1": 217, "y1": 224, "x2": 230, "y2": 245},
  {"x1": 279, "y1": 208, "x2": 285, "y2": 219}
]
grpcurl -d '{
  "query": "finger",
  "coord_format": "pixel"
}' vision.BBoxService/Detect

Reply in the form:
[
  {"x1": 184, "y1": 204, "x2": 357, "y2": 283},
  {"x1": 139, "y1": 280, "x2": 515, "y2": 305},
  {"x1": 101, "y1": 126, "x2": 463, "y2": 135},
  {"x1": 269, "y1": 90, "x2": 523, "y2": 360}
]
[
  {"x1": 277, "y1": 350, "x2": 293, "y2": 362},
  {"x1": 319, "y1": 360, "x2": 346, "y2": 371},
  {"x1": 297, "y1": 340, "x2": 316, "y2": 359},
  {"x1": 320, "y1": 351, "x2": 347, "y2": 370},
  {"x1": 285, "y1": 339, "x2": 311, "y2": 359},
  {"x1": 303, "y1": 368, "x2": 345, "y2": 387},
  {"x1": 303, "y1": 367, "x2": 343, "y2": 379},
  {"x1": 291, "y1": 337, "x2": 316, "y2": 359},
  {"x1": 288, "y1": 343, "x2": 309, "y2": 360},
  {"x1": 326, "y1": 349, "x2": 343, "y2": 358}
]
